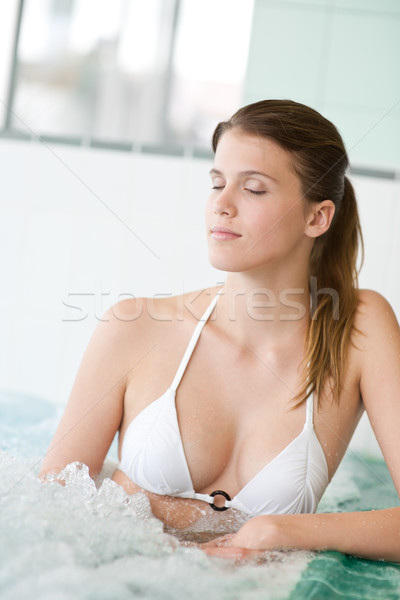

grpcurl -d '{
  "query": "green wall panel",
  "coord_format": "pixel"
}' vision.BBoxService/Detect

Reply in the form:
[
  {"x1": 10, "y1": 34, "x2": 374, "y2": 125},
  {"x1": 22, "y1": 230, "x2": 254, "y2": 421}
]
[{"x1": 244, "y1": 0, "x2": 400, "y2": 170}]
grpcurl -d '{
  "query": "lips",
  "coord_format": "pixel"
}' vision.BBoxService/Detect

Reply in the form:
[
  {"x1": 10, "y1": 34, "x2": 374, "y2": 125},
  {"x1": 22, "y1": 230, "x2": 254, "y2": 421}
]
[
  {"x1": 210, "y1": 225, "x2": 242, "y2": 241},
  {"x1": 211, "y1": 226, "x2": 241, "y2": 236}
]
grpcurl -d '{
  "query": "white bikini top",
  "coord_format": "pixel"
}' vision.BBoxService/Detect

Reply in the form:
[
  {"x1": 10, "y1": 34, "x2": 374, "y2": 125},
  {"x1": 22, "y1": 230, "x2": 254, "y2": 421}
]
[{"x1": 119, "y1": 291, "x2": 329, "y2": 516}]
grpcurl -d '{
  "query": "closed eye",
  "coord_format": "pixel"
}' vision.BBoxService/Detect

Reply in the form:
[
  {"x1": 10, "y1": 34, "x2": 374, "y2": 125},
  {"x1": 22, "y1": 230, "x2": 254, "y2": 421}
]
[
  {"x1": 211, "y1": 186, "x2": 266, "y2": 194},
  {"x1": 246, "y1": 189, "x2": 266, "y2": 195}
]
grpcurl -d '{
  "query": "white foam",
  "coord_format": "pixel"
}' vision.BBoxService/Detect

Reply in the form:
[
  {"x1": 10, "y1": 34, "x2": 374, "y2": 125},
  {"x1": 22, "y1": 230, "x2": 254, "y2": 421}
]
[{"x1": 0, "y1": 452, "x2": 312, "y2": 599}]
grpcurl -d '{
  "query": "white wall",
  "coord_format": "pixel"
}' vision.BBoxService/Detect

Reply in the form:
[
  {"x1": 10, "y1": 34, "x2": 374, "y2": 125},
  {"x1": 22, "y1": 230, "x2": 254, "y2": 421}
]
[
  {"x1": 0, "y1": 138, "x2": 220, "y2": 405},
  {"x1": 0, "y1": 1, "x2": 19, "y2": 124},
  {"x1": 0, "y1": 138, "x2": 399, "y2": 458}
]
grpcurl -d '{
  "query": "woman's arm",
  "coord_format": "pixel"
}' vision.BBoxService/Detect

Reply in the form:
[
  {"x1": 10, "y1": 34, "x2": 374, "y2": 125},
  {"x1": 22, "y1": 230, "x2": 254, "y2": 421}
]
[
  {"x1": 204, "y1": 290, "x2": 400, "y2": 561},
  {"x1": 202, "y1": 508, "x2": 400, "y2": 562},
  {"x1": 112, "y1": 469, "x2": 209, "y2": 529},
  {"x1": 358, "y1": 291, "x2": 400, "y2": 495},
  {"x1": 41, "y1": 295, "x2": 212, "y2": 530},
  {"x1": 39, "y1": 299, "x2": 144, "y2": 480}
]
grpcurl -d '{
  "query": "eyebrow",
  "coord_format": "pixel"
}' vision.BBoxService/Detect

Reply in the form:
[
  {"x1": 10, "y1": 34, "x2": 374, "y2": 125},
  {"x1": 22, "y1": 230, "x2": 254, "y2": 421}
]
[{"x1": 209, "y1": 168, "x2": 278, "y2": 182}]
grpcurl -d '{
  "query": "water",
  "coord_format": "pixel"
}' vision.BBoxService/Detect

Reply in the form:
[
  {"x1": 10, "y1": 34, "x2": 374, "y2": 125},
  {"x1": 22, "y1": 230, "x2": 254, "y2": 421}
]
[
  {"x1": 290, "y1": 457, "x2": 400, "y2": 600},
  {"x1": 1, "y1": 390, "x2": 400, "y2": 600}
]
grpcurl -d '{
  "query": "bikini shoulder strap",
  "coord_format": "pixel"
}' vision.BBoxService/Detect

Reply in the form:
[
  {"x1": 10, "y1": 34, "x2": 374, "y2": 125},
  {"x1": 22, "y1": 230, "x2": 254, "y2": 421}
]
[
  {"x1": 171, "y1": 290, "x2": 222, "y2": 392},
  {"x1": 305, "y1": 390, "x2": 314, "y2": 426}
]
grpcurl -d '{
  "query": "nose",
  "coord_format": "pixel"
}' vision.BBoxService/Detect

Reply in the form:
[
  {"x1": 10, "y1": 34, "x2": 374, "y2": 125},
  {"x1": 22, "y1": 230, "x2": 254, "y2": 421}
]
[{"x1": 213, "y1": 186, "x2": 237, "y2": 217}]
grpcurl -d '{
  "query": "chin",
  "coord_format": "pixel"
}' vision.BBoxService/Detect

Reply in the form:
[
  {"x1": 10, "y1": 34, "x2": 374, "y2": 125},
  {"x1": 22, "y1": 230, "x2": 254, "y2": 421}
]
[{"x1": 207, "y1": 250, "x2": 247, "y2": 273}]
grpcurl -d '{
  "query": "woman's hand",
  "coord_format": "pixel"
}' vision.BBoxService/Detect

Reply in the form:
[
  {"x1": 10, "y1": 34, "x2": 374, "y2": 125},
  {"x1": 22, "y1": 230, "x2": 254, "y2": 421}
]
[
  {"x1": 202, "y1": 508, "x2": 400, "y2": 563},
  {"x1": 201, "y1": 515, "x2": 291, "y2": 559}
]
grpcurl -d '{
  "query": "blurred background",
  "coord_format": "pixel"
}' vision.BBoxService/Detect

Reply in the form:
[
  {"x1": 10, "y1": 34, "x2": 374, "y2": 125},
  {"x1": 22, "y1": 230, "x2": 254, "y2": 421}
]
[{"x1": 0, "y1": 0, "x2": 399, "y2": 457}]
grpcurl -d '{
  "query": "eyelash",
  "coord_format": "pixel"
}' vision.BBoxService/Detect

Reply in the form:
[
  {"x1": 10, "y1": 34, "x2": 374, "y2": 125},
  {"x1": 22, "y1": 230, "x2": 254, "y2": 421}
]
[
  {"x1": 211, "y1": 186, "x2": 266, "y2": 196},
  {"x1": 246, "y1": 189, "x2": 266, "y2": 195}
]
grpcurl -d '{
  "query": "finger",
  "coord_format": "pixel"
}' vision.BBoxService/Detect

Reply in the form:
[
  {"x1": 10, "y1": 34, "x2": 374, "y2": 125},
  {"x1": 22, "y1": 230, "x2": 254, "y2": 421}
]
[
  {"x1": 200, "y1": 535, "x2": 235, "y2": 548},
  {"x1": 203, "y1": 546, "x2": 263, "y2": 560},
  {"x1": 199, "y1": 540, "x2": 218, "y2": 549}
]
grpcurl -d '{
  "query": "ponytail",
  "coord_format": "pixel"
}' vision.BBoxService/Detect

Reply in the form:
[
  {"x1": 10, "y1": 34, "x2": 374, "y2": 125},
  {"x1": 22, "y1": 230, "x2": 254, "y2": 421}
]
[{"x1": 296, "y1": 176, "x2": 364, "y2": 405}]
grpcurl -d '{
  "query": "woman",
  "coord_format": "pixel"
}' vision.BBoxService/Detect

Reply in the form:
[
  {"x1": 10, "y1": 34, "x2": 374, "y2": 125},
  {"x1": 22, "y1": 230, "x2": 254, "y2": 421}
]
[{"x1": 40, "y1": 100, "x2": 400, "y2": 562}]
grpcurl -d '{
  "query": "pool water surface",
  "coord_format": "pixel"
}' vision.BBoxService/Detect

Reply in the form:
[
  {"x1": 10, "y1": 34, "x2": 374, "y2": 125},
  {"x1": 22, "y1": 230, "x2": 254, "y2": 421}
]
[{"x1": 1, "y1": 390, "x2": 400, "y2": 600}]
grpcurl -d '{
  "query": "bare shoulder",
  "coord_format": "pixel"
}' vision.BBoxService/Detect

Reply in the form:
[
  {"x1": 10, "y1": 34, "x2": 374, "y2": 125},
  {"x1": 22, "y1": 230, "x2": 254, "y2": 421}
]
[
  {"x1": 355, "y1": 289, "x2": 399, "y2": 328},
  {"x1": 106, "y1": 285, "x2": 222, "y2": 349},
  {"x1": 357, "y1": 289, "x2": 397, "y2": 315},
  {"x1": 353, "y1": 289, "x2": 400, "y2": 351}
]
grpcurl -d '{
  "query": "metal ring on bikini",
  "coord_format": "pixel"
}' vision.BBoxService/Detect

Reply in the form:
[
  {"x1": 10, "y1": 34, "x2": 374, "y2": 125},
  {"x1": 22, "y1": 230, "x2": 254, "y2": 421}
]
[{"x1": 209, "y1": 490, "x2": 231, "y2": 511}]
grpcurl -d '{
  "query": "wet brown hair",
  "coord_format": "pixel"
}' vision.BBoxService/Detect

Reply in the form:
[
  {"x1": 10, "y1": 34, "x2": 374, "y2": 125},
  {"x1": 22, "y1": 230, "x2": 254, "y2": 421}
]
[{"x1": 212, "y1": 99, "x2": 363, "y2": 405}]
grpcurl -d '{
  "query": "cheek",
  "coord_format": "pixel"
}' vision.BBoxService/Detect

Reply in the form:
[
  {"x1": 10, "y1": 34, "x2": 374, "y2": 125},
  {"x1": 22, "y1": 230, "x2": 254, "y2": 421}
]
[
  {"x1": 250, "y1": 206, "x2": 305, "y2": 253},
  {"x1": 257, "y1": 199, "x2": 305, "y2": 233},
  {"x1": 245, "y1": 205, "x2": 280, "y2": 238},
  {"x1": 205, "y1": 197, "x2": 214, "y2": 224}
]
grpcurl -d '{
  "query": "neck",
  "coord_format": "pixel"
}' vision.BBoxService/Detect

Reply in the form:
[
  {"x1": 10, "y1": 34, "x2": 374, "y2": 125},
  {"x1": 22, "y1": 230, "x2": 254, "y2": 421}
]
[{"x1": 214, "y1": 268, "x2": 311, "y2": 352}]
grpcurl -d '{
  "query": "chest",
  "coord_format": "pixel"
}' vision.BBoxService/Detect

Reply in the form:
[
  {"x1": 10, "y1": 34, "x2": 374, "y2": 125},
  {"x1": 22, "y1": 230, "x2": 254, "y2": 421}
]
[{"x1": 121, "y1": 339, "x2": 362, "y2": 491}]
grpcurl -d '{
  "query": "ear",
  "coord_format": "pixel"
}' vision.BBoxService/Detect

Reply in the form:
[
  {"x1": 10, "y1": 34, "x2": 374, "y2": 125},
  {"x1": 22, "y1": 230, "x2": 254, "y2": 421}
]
[{"x1": 305, "y1": 200, "x2": 335, "y2": 239}]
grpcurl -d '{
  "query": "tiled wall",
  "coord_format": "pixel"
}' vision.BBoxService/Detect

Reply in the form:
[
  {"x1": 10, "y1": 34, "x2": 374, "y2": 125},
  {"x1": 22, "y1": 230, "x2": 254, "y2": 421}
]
[
  {"x1": 244, "y1": 0, "x2": 400, "y2": 171},
  {"x1": 0, "y1": 139, "x2": 221, "y2": 405}
]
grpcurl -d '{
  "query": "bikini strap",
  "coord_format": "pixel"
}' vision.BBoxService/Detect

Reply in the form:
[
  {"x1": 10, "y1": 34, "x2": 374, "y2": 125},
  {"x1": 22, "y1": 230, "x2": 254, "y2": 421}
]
[
  {"x1": 171, "y1": 290, "x2": 222, "y2": 392},
  {"x1": 305, "y1": 391, "x2": 314, "y2": 426}
]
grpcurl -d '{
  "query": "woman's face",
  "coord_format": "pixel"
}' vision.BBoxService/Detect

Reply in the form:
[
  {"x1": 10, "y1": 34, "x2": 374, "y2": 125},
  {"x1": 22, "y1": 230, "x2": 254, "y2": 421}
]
[{"x1": 205, "y1": 129, "x2": 312, "y2": 275}]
